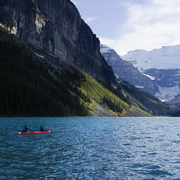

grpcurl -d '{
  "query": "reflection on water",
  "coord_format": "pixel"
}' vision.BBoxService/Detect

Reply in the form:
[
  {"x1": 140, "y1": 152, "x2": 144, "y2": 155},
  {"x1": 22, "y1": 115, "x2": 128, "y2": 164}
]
[{"x1": 1, "y1": 117, "x2": 180, "y2": 179}]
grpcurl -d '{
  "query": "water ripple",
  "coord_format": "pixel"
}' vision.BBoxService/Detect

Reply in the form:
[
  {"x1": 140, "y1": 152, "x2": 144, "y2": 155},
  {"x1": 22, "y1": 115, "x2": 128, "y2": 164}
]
[{"x1": 1, "y1": 117, "x2": 180, "y2": 179}]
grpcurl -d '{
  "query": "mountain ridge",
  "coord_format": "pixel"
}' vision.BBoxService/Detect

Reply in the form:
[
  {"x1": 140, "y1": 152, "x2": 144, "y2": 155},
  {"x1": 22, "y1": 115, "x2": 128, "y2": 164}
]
[
  {"x1": 121, "y1": 45, "x2": 180, "y2": 102},
  {"x1": 0, "y1": 27, "x2": 170, "y2": 117},
  {"x1": 0, "y1": 0, "x2": 171, "y2": 117},
  {"x1": 0, "y1": 0, "x2": 116, "y2": 86},
  {"x1": 101, "y1": 44, "x2": 180, "y2": 104},
  {"x1": 121, "y1": 45, "x2": 180, "y2": 72},
  {"x1": 100, "y1": 44, "x2": 158, "y2": 96}
]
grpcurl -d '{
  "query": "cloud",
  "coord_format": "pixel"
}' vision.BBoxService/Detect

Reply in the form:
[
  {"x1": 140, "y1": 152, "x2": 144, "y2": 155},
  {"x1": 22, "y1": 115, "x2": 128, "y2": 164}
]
[
  {"x1": 85, "y1": 17, "x2": 97, "y2": 23},
  {"x1": 100, "y1": 0, "x2": 180, "y2": 56}
]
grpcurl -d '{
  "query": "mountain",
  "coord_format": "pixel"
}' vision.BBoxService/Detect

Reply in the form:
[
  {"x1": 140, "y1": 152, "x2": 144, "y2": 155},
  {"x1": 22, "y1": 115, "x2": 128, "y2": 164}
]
[
  {"x1": 0, "y1": 21, "x2": 170, "y2": 117},
  {"x1": 101, "y1": 44, "x2": 180, "y2": 104},
  {"x1": 0, "y1": 0, "x2": 116, "y2": 86},
  {"x1": 100, "y1": 44, "x2": 158, "y2": 95},
  {"x1": 0, "y1": 0, "x2": 171, "y2": 117},
  {"x1": 118, "y1": 80, "x2": 170, "y2": 116},
  {"x1": 121, "y1": 46, "x2": 180, "y2": 102},
  {"x1": 121, "y1": 45, "x2": 180, "y2": 72},
  {"x1": 1, "y1": 28, "x2": 159, "y2": 117}
]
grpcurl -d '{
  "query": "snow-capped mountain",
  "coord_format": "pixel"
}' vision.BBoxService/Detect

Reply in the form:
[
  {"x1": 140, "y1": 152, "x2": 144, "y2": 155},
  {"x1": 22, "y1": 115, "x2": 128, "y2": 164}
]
[
  {"x1": 121, "y1": 45, "x2": 180, "y2": 102},
  {"x1": 100, "y1": 44, "x2": 111, "y2": 54},
  {"x1": 100, "y1": 44, "x2": 158, "y2": 96},
  {"x1": 101, "y1": 44, "x2": 180, "y2": 104},
  {"x1": 121, "y1": 45, "x2": 180, "y2": 72}
]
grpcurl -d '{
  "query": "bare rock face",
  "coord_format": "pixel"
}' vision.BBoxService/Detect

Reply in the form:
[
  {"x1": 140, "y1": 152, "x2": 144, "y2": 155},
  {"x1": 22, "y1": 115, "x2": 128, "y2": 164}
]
[{"x1": 0, "y1": 0, "x2": 116, "y2": 85}]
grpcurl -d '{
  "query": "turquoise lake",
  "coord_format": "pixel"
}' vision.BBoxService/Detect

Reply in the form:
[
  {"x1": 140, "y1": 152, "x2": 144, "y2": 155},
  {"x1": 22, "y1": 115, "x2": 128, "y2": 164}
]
[{"x1": 1, "y1": 117, "x2": 180, "y2": 179}]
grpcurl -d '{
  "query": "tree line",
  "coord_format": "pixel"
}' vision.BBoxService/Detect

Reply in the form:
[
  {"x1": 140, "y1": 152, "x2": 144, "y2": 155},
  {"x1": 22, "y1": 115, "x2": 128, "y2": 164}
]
[
  {"x1": 102, "y1": 96, "x2": 123, "y2": 113},
  {"x1": 120, "y1": 80, "x2": 170, "y2": 116}
]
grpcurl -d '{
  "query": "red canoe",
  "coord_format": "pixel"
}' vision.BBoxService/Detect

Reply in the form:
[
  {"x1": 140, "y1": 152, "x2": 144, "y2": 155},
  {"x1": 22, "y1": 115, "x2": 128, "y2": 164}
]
[{"x1": 18, "y1": 130, "x2": 51, "y2": 135}]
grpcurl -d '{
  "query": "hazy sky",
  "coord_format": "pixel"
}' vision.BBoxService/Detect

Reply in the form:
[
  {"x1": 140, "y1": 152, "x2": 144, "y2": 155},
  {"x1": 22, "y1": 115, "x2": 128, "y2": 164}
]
[{"x1": 71, "y1": 0, "x2": 180, "y2": 55}]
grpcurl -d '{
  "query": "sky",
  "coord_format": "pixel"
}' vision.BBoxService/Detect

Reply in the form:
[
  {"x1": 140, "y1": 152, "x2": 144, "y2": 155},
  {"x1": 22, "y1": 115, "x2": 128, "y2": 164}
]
[{"x1": 71, "y1": 0, "x2": 180, "y2": 55}]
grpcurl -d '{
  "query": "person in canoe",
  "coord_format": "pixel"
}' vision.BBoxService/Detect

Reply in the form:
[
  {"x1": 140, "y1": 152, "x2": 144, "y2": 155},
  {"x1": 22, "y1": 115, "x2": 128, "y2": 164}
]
[
  {"x1": 22, "y1": 125, "x2": 30, "y2": 132},
  {"x1": 39, "y1": 126, "x2": 44, "y2": 131}
]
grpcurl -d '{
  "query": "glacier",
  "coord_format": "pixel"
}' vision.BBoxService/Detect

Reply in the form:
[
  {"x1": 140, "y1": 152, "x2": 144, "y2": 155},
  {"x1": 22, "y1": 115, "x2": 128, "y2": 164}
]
[
  {"x1": 100, "y1": 43, "x2": 180, "y2": 103},
  {"x1": 121, "y1": 45, "x2": 180, "y2": 72},
  {"x1": 155, "y1": 85, "x2": 180, "y2": 102}
]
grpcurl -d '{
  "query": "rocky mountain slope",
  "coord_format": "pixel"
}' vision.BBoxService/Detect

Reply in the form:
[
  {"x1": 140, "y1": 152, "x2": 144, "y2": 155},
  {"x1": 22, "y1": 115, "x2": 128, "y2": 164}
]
[
  {"x1": 0, "y1": 0, "x2": 116, "y2": 86},
  {"x1": 100, "y1": 45, "x2": 158, "y2": 95},
  {"x1": 121, "y1": 46, "x2": 180, "y2": 102},
  {"x1": 0, "y1": 27, "x2": 170, "y2": 117},
  {"x1": 0, "y1": 0, "x2": 171, "y2": 117},
  {"x1": 101, "y1": 44, "x2": 180, "y2": 104}
]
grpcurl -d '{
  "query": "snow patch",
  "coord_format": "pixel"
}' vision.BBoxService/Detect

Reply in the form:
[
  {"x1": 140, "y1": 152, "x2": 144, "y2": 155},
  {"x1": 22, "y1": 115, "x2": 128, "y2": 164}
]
[
  {"x1": 155, "y1": 85, "x2": 180, "y2": 101},
  {"x1": 142, "y1": 73, "x2": 156, "y2": 80},
  {"x1": 121, "y1": 45, "x2": 180, "y2": 71},
  {"x1": 100, "y1": 44, "x2": 111, "y2": 53}
]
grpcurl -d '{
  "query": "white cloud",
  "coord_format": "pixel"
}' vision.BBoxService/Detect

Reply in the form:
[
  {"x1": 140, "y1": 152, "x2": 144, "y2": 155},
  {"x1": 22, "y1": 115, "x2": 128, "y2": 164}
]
[
  {"x1": 99, "y1": 37, "x2": 127, "y2": 55},
  {"x1": 100, "y1": 0, "x2": 180, "y2": 56},
  {"x1": 85, "y1": 17, "x2": 97, "y2": 23}
]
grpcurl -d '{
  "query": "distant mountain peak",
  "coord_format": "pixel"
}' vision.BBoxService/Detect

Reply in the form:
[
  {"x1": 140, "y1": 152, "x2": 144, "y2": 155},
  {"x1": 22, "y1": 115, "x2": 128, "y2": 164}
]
[
  {"x1": 122, "y1": 45, "x2": 180, "y2": 72},
  {"x1": 100, "y1": 44, "x2": 112, "y2": 54},
  {"x1": 100, "y1": 44, "x2": 157, "y2": 96},
  {"x1": 0, "y1": 0, "x2": 117, "y2": 86},
  {"x1": 101, "y1": 44, "x2": 180, "y2": 104}
]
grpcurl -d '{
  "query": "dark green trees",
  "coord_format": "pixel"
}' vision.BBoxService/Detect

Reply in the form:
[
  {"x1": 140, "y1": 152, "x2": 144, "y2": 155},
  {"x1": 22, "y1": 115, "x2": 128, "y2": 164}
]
[{"x1": 0, "y1": 32, "x2": 89, "y2": 117}]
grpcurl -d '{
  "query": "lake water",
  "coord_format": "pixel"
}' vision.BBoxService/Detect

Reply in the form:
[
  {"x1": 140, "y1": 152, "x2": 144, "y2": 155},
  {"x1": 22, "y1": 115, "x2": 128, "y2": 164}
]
[{"x1": 1, "y1": 117, "x2": 180, "y2": 179}]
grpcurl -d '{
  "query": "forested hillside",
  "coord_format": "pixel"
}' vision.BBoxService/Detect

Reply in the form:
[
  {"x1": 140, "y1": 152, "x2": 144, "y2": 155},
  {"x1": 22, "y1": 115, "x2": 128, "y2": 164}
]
[
  {"x1": 0, "y1": 26, "x2": 172, "y2": 117},
  {"x1": 0, "y1": 27, "x2": 131, "y2": 117},
  {"x1": 0, "y1": 28, "x2": 89, "y2": 117},
  {"x1": 119, "y1": 80, "x2": 170, "y2": 116}
]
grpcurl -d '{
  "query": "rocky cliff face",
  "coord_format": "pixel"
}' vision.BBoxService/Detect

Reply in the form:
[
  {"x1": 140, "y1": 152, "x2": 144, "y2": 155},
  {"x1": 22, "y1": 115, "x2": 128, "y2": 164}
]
[
  {"x1": 0, "y1": 0, "x2": 116, "y2": 85},
  {"x1": 121, "y1": 46, "x2": 180, "y2": 102},
  {"x1": 100, "y1": 45, "x2": 158, "y2": 95},
  {"x1": 144, "y1": 69, "x2": 180, "y2": 101}
]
